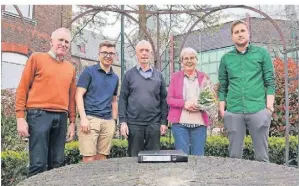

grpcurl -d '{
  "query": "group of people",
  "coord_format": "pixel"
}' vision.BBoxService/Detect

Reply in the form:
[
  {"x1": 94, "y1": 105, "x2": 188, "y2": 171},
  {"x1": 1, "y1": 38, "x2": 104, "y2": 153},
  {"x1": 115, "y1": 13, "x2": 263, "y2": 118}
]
[{"x1": 16, "y1": 19, "x2": 275, "y2": 177}]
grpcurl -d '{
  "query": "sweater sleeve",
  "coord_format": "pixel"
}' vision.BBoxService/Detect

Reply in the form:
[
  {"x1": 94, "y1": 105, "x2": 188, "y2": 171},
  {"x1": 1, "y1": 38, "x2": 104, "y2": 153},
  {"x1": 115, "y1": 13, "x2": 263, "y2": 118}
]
[
  {"x1": 118, "y1": 73, "x2": 129, "y2": 123},
  {"x1": 68, "y1": 67, "x2": 77, "y2": 123},
  {"x1": 218, "y1": 56, "x2": 228, "y2": 101},
  {"x1": 166, "y1": 73, "x2": 185, "y2": 108},
  {"x1": 15, "y1": 54, "x2": 37, "y2": 118},
  {"x1": 262, "y1": 48, "x2": 275, "y2": 95},
  {"x1": 160, "y1": 73, "x2": 168, "y2": 125}
]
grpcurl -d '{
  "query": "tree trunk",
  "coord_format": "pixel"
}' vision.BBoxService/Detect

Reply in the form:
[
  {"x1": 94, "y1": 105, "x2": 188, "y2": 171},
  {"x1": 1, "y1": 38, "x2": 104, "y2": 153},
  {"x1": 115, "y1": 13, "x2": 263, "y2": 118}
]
[{"x1": 138, "y1": 5, "x2": 147, "y2": 40}]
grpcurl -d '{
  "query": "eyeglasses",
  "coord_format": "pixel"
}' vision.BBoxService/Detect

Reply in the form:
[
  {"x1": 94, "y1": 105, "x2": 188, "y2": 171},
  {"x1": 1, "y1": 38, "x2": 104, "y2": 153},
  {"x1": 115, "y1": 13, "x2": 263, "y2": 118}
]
[
  {"x1": 182, "y1": 56, "x2": 196, "y2": 62},
  {"x1": 99, "y1": 52, "x2": 116, "y2": 57}
]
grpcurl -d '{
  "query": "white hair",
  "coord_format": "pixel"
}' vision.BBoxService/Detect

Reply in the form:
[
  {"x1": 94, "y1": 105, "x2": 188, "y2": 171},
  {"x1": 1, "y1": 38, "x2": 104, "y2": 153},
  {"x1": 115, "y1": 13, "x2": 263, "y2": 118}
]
[
  {"x1": 135, "y1": 40, "x2": 152, "y2": 51},
  {"x1": 180, "y1": 47, "x2": 198, "y2": 61},
  {"x1": 51, "y1": 27, "x2": 71, "y2": 39}
]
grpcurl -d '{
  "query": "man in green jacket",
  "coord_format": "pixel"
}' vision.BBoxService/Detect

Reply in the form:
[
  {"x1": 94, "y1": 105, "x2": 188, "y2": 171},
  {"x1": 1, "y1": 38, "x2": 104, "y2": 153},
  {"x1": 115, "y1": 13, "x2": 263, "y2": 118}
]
[{"x1": 218, "y1": 20, "x2": 275, "y2": 162}]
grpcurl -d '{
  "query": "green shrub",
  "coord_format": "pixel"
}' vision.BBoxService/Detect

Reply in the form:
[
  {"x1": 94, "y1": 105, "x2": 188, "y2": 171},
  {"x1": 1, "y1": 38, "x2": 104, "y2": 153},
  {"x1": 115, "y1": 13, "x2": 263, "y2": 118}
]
[
  {"x1": 2, "y1": 136, "x2": 298, "y2": 186},
  {"x1": 64, "y1": 141, "x2": 81, "y2": 165},
  {"x1": 64, "y1": 136, "x2": 298, "y2": 164},
  {"x1": 1, "y1": 115, "x2": 27, "y2": 152},
  {"x1": 272, "y1": 58, "x2": 299, "y2": 136},
  {"x1": 1, "y1": 151, "x2": 28, "y2": 186},
  {"x1": 1, "y1": 89, "x2": 27, "y2": 152},
  {"x1": 110, "y1": 139, "x2": 128, "y2": 158},
  {"x1": 206, "y1": 135, "x2": 230, "y2": 157},
  {"x1": 1, "y1": 89, "x2": 16, "y2": 118},
  {"x1": 64, "y1": 139, "x2": 129, "y2": 164}
]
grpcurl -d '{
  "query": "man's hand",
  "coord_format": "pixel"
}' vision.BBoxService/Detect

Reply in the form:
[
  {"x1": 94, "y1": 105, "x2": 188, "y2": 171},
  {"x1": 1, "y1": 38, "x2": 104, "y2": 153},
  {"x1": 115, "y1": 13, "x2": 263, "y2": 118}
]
[
  {"x1": 266, "y1": 107, "x2": 274, "y2": 115},
  {"x1": 120, "y1": 122, "x2": 129, "y2": 139},
  {"x1": 17, "y1": 118, "x2": 29, "y2": 137},
  {"x1": 219, "y1": 101, "x2": 226, "y2": 118},
  {"x1": 266, "y1": 95, "x2": 275, "y2": 114},
  {"x1": 66, "y1": 123, "x2": 75, "y2": 142},
  {"x1": 80, "y1": 117, "x2": 90, "y2": 133},
  {"x1": 219, "y1": 109, "x2": 225, "y2": 118},
  {"x1": 160, "y1": 125, "x2": 168, "y2": 136}
]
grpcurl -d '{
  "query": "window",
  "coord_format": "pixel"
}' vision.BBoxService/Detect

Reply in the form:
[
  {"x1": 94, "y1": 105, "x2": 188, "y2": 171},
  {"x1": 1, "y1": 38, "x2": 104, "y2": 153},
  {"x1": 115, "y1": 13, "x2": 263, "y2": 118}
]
[
  {"x1": 79, "y1": 43, "x2": 86, "y2": 54},
  {"x1": 209, "y1": 62, "x2": 218, "y2": 73},
  {"x1": 217, "y1": 49, "x2": 226, "y2": 61},
  {"x1": 197, "y1": 53, "x2": 202, "y2": 68},
  {"x1": 76, "y1": 42, "x2": 86, "y2": 55},
  {"x1": 201, "y1": 64, "x2": 209, "y2": 73},
  {"x1": 209, "y1": 74, "x2": 218, "y2": 84},
  {"x1": 196, "y1": 63, "x2": 202, "y2": 71},
  {"x1": 209, "y1": 52, "x2": 217, "y2": 62},
  {"x1": 201, "y1": 52, "x2": 209, "y2": 63},
  {"x1": 4, "y1": 5, "x2": 33, "y2": 19},
  {"x1": 1, "y1": 52, "x2": 28, "y2": 89}
]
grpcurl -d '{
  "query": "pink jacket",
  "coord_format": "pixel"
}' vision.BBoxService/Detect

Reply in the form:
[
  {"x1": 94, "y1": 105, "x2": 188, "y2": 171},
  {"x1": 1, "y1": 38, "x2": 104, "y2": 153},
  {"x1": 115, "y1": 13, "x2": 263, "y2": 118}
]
[{"x1": 167, "y1": 70, "x2": 210, "y2": 126}]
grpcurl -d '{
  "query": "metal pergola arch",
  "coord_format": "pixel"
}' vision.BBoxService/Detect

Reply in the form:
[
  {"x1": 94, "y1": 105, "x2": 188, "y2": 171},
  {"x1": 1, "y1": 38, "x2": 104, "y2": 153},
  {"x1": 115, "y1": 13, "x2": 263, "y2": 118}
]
[{"x1": 12, "y1": 4, "x2": 298, "y2": 167}]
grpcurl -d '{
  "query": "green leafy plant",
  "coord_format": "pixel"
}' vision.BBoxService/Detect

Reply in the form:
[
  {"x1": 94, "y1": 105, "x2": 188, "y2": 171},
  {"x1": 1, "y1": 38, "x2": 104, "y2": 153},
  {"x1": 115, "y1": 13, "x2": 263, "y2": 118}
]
[
  {"x1": 272, "y1": 57, "x2": 299, "y2": 136},
  {"x1": 1, "y1": 151, "x2": 28, "y2": 186},
  {"x1": 198, "y1": 86, "x2": 218, "y2": 111}
]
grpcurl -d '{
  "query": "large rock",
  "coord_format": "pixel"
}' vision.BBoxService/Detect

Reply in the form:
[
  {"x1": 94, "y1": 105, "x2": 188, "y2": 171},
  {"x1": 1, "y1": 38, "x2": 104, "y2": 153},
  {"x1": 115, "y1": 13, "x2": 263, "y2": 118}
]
[{"x1": 18, "y1": 156, "x2": 299, "y2": 186}]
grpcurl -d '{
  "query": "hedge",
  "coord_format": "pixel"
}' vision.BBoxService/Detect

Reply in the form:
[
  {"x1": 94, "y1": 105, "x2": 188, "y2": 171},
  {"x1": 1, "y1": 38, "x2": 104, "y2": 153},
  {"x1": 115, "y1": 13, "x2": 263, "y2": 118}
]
[
  {"x1": 1, "y1": 151, "x2": 28, "y2": 186},
  {"x1": 1, "y1": 135, "x2": 298, "y2": 186}
]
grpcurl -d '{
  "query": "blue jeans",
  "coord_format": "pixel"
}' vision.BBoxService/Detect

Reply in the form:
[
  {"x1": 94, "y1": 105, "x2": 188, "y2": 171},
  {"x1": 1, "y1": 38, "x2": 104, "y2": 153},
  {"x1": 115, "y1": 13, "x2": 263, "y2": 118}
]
[
  {"x1": 172, "y1": 124, "x2": 207, "y2": 156},
  {"x1": 27, "y1": 109, "x2": 68, "y2": 177}
]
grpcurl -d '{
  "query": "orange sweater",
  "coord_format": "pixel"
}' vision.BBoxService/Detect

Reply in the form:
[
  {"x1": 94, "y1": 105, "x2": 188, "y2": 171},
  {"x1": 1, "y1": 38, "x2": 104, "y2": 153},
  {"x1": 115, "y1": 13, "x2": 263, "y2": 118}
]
[{"x1": 15, "y1": 52, "x2": 76, "y2": 123}]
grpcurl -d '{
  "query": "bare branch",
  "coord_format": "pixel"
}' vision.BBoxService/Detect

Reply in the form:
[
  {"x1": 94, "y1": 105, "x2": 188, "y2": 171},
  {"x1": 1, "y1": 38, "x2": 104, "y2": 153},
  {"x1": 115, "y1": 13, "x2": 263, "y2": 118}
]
[
  {"x1": 126, "y1": 5, "x2": 139, "y2": 11},
  {"x1": 72, "y1": 13, "x2": 97, "y2": 43},
  {"x1": 125, "y1": 33, "x2": 136, "y2": 52},
  {"x1": 76, "y1": 5, "x2": 236, "y2": 15}
]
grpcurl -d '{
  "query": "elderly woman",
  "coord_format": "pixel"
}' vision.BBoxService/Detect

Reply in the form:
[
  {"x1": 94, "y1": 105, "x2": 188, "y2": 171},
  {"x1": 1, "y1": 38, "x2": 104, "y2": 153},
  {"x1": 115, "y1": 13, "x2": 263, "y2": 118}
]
[{"x1": 167, "y1": 47, "x2": 213, "y2": 156}]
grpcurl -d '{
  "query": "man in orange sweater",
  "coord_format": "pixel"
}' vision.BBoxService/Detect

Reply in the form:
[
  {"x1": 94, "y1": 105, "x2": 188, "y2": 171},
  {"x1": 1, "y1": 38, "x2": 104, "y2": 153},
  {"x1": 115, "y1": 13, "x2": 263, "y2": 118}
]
[{"x1": 15, "y1": 27, "x2": 76, "y2": 177}]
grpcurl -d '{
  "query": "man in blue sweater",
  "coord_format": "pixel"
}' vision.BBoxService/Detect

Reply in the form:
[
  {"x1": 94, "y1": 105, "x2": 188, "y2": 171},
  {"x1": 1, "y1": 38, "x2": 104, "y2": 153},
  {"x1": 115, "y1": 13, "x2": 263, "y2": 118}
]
[{"x1": 119, "y1": 40, "x2": 168, "y2": 157}]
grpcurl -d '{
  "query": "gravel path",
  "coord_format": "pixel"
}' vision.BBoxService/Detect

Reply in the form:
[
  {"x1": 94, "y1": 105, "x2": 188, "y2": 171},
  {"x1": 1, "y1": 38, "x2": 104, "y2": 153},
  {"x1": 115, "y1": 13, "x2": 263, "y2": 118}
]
[{"x1": 18, "y1": 156, "x2": 299, "y2": 186}]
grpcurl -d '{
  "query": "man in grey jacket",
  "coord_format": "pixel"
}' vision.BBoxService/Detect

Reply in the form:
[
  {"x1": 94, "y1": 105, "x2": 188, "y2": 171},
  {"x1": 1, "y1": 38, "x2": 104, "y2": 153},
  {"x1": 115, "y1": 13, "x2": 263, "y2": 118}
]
[{"x1": 118, "y1": 40, "x2": 168, "y2": 157}]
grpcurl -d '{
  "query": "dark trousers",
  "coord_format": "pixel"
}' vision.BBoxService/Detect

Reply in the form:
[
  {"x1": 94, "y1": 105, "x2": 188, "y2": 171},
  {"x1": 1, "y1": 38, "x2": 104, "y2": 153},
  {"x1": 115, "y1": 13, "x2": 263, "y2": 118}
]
[
  {"x1": 27, "y1": 109, "x2": 67, "y2": 177},
  {"x1": 127, "y1": 124, "x2": 161, "y2": 157}
]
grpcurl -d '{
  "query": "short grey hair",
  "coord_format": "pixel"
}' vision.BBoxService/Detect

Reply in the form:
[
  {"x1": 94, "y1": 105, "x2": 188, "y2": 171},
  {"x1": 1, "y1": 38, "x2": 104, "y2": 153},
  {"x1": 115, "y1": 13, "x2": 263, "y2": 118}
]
[
  {"x1": 51, "y1": 28, "x2": 71, "y2": 39},
  {"x1": 180, "y1": 47, "x2": 198, "y2": 61},
  {"x1": 135, "y1": 40, "x2": 152, "y2": 51}
]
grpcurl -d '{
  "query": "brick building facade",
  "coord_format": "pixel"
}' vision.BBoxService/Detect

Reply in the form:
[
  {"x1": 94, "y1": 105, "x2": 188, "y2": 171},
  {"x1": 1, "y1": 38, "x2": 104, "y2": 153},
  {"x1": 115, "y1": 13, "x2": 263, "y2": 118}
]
[{"x1": 1, "y1": 5, "x2": 72, "y2": 89}]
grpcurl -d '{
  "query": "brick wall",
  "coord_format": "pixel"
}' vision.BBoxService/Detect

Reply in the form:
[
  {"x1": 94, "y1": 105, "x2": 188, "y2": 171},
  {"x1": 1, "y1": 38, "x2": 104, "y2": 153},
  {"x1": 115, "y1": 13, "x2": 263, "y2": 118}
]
[
  {"x1": 2, "y1": 42, "x2": 28, "y2": 55},
  {"x1": 1, "y1": 5, "x2": 72, "y2": 55}
]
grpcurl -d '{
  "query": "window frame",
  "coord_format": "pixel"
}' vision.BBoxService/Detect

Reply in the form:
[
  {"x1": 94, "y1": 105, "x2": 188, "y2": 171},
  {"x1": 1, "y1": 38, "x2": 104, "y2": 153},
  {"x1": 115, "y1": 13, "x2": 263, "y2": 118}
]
[{"x1": 2, "y1": 5, "x2": 36, "y2": 25}]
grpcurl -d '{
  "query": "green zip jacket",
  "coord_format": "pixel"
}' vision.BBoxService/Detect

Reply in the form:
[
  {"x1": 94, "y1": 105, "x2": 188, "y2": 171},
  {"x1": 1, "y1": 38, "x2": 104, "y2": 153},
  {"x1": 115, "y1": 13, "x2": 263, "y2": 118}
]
[{"x1": 218, "y1": 44, "x2": 275, "y2": 114}]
